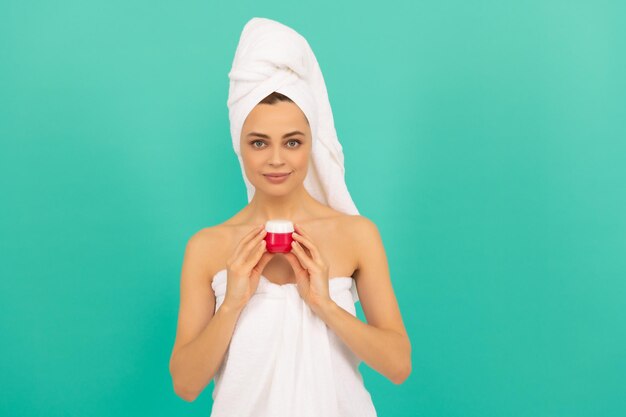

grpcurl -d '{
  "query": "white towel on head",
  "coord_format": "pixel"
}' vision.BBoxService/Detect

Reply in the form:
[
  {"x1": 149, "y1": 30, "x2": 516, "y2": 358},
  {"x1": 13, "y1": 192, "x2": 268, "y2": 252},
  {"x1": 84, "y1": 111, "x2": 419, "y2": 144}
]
[{"x1": 227, "y1": 17, "x2": 359, "y2": 215}]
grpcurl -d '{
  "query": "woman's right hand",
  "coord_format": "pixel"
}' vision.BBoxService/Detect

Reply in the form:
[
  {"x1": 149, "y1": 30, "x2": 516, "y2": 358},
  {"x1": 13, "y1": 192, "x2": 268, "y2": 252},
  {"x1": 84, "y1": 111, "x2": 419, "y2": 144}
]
[{"x1": 222, "y1": 225, "x2": 275, "y2": 311}]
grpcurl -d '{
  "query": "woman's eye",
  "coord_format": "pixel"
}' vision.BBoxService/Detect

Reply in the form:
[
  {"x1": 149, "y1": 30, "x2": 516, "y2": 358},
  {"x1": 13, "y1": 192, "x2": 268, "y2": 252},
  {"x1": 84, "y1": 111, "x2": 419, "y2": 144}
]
[{"x1": 251, "y1": 139, "x2": 301, "y2": 149}]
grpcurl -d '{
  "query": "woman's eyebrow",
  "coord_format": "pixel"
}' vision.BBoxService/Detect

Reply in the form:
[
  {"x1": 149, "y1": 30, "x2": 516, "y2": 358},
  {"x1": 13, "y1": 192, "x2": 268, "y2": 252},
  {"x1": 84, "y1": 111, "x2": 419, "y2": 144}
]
[{"x1": 247, "y1": 130, "x2": 305, "y2": 139}]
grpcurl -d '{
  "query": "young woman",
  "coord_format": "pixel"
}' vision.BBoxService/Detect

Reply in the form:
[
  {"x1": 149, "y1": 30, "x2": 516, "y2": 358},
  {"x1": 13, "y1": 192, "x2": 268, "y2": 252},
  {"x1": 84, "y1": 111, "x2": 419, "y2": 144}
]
[{"x1": 169, "y1": 18, "x2": 411, "y2": 417}]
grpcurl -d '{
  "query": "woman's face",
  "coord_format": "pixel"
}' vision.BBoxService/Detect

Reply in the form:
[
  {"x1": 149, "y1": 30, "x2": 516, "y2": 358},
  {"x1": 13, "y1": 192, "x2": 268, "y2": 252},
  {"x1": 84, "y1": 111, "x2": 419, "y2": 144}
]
[{"x1": 240, "y1": 100, "x2": 312, "y2": 196}]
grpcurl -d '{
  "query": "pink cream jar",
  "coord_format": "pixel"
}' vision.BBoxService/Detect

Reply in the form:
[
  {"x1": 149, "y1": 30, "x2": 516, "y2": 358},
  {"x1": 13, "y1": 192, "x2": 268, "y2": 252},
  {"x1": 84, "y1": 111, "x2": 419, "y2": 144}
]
[{"x1": 264, "y1": 219, "x2": 294, "y2": 253}]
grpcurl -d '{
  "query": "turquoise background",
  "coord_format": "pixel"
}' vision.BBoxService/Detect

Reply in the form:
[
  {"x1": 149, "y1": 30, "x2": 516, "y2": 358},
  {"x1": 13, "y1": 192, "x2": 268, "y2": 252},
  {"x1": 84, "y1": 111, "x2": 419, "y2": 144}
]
[{"x1": 1, "y1": 1, "x2": 625, "y2": 416}]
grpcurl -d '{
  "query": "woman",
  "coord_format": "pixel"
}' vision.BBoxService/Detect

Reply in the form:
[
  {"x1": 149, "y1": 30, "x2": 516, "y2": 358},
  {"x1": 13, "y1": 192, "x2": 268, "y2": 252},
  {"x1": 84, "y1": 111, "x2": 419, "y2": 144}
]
[{"x1": 169, "y1": 18, "x2": 411, "y2": 416}]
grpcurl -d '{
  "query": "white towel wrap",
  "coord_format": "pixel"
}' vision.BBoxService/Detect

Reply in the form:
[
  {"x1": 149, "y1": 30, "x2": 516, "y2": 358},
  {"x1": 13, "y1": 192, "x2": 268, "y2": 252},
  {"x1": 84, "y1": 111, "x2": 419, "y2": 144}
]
[{"x1": 210, "y1": 269, "x2": 377, "y2": 417}]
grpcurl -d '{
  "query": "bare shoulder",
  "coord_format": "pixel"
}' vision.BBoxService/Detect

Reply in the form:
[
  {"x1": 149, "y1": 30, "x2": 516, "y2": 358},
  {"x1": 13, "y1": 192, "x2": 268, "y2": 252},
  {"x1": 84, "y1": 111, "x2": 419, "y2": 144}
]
[
  {"x1": 346, "y1": 214, "x2": 390, "y2": 281},
  {"x1": 188, "y1": 224, "x2": 227, "y2": 245},
  {"x1": 344, "y1": 215, "x2": 382, "y2": 252},
  {"x1": 186, "y1": 225, "x2": 221, "y2": 252},
  {"x1": 344, "y1": 214, "x2": 379, "y2": 232},
  {"x1": 185, "y1": 225, "x2": 231, "y2": 280},
  {"x1": 332, "y1": 214, "x2": 382, "y2": 275}
]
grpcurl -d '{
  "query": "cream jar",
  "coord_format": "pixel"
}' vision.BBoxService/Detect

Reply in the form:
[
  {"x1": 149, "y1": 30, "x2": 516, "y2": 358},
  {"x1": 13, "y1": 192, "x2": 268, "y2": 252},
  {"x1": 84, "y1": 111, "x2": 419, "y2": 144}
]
[{"x1": 263, "y1": 219, "x2": 294, "y2": 253}]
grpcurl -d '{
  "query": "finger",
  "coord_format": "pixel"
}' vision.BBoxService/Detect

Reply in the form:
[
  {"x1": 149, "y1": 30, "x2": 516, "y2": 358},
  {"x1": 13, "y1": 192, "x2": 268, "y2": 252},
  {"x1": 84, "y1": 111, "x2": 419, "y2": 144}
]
[
  {"x1": 294, "y1": 223, "x2": 312, "y2": 239},
  {"x1": 242, "y1": 229, "x2": 268, "y2": 264},
  {"x1": 250, "y1": 250, "x2": 274, "y2": 278},
  {"x1": 283, "y1": 252, "x2": 306, "y2": 275},
  {"x1": 293, "y1": 224, "x2": 319, "y2": 259},
  {"x1": 291, "y1": 232, "x2": 319, "y2": 261},
  {"x1": 234, "y1": 228, "x2": 266, "y2": 267},
  {"x1": 290, "y1": 240, "x2": 316, "y2": 271},
  {"x1": 232, "y1": 225, "x2": 264, "y2": 260},
  {"x1": 249, "y1": 237, "x2": 276, "y2": 268},
  {"x1": 283, "y1": 252, "x2": 310, "y2": 288}
]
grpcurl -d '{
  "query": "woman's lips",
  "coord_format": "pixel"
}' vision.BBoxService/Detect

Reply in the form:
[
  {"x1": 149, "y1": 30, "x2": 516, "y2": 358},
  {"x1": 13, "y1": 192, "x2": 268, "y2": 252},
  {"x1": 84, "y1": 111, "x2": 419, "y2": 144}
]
[{"x1": 263, "y1": 172, "x2": 291, "y2": 183}]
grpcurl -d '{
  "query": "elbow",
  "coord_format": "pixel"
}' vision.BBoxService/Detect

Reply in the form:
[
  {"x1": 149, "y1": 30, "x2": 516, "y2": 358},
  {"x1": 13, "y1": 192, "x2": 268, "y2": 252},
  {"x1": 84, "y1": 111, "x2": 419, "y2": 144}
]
[
  {"x1": 170, "y1": 362, "x2": 200, "y2": 402},
  {"x1": 391, "y1": 338, "x2": 412, "y2": 385},
  {"x1": 391, "y1": 361, "x2": 412, "y2": 385},
  {"x1": 173, "y1": 379, "x2": 200, "y2": 402},
  {"x1": 391, "y1": 337, "x2": 412, "y2": 385}
]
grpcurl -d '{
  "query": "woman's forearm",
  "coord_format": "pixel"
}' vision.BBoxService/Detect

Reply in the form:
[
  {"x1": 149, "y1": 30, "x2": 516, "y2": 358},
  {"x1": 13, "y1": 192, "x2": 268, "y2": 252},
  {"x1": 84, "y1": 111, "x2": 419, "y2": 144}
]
[
  {"x1": 169, "y1": 302, "x2": 243, "y2": 401},
  {"x1": 316, "y1": 300, "x2": 411, "y2": 384}
]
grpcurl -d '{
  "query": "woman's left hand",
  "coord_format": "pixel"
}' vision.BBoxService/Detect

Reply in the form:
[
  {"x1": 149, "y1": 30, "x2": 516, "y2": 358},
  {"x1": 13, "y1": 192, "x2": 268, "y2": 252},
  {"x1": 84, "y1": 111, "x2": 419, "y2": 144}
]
[{"x1": 283, "y1": 223, "x2": 332, "y2": 314}]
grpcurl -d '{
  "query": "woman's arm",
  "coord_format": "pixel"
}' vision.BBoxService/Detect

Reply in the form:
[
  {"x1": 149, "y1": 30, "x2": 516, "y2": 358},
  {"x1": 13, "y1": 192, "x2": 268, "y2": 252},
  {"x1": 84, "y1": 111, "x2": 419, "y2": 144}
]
[
  {"x1": 169, "y1": 229, "x2": 244, "y2": 402},
  {"x1": 317, "y1": 216, "x2": 412, "y2": 384}
]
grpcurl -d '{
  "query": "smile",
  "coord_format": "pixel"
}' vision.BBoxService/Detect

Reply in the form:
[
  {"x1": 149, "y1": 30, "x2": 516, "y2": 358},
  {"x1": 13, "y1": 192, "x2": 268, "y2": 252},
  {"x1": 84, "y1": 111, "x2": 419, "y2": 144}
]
[{"x1": 263, "y1": 172, "x2": 291, "y2": 183}]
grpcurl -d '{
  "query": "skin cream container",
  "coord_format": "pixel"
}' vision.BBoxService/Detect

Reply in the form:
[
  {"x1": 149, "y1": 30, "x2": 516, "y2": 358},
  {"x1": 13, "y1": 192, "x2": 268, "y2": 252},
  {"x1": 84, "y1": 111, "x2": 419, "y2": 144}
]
[{"x1": 264, "y1": 219, "x2": 294, "y2": 253}]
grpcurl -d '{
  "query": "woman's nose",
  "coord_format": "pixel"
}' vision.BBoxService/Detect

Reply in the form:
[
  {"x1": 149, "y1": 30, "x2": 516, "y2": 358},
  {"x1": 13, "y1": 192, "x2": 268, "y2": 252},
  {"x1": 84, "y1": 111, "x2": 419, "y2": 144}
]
[{"x1": 269, "y1": 147, "x2": 284, "y2": 164}]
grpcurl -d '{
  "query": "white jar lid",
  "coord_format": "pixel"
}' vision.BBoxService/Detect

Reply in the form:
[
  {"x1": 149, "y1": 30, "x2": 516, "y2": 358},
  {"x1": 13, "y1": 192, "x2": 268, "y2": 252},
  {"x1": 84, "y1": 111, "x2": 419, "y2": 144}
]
[{"x1": 264, "y1": 219, "x2": 294, "y2": 233}]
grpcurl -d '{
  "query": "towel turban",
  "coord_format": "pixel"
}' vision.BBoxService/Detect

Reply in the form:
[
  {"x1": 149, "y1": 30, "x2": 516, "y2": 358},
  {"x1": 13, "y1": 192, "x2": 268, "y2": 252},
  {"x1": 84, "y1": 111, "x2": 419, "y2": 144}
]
[{"x1": 227, "y1": 17, "x2": 359, "y2": 215}]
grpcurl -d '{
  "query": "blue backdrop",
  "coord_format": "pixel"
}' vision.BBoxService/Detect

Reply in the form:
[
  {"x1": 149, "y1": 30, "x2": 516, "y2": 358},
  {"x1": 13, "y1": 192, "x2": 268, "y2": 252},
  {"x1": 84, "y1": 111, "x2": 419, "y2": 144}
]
[{"x1": 1, "y1": 1, "x2": 625, "y2": 416}]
